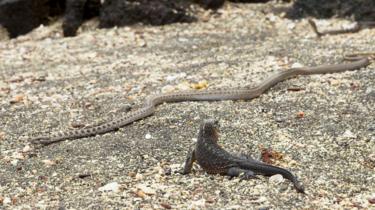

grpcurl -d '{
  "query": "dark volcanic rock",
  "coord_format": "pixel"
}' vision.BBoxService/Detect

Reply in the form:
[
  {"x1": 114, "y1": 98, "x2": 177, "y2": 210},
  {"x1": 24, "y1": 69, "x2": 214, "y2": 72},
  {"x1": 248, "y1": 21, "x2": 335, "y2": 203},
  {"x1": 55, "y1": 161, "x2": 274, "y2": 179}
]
[
  {"x1": 99, "y1": 0, "x2": 195, "y2": 28},
  {"x1": 1, "y1": 0, "x2": 273, "y2": 38},
  {"x1": 0, "y1": 0, "x2": 49, "y2": 38},
  {"x1": 0, "y1": 0, "x2": 64, "y2": 38},
  {"x1": 287, "y1": 0, "x2": 375, "y2": 21},
  {"x1": 196, "y1": 0, "x2": 225, "y2": 9}
]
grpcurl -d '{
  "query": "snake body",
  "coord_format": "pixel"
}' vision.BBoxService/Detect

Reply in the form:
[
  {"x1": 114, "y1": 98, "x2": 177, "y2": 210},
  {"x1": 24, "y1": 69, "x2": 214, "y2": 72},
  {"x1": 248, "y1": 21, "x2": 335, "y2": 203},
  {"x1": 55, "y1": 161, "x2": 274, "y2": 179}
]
[
  {"x1": 308, "y1": 19, "x2": 375, "y2": 37},
  {"x1": 31, "y1": 56, "x2": 371, "y2": 145}
]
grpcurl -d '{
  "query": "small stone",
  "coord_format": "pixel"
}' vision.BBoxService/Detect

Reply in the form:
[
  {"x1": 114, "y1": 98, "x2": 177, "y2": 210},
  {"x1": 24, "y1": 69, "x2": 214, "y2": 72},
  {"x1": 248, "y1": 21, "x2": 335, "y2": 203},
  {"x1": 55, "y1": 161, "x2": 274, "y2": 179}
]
[
  {"x1": 366, "y1": 89, "x2": 375, "y2": 98},
  {"x1": 287, "y1": 22, "x2": 296, "y2": 30},
  {"x1": 269, "y1": 174, "x2": 284, "y2": 184},
  {"x1": 98, "y1": 182, "x2": 120, "y2": 192},
  {"x1": 0, "y1": 81, "x2": 9, "y2": 90},
  {"x1": 342, "y1": 130, "x2": 356, "y2": 139},
  {"x1": 161, "y1": 85, "x2": 176, "y2": 93},
  {"x1": 10, "y1": 94, "x2": 24, "y2": 104},
  {"x1": 12, "y1": 152, "x2": 25, "y2": 160},
  {"x1": 0, "y1": 132, "x2": 4, "y2": 141},
  {"x1": 136, "y1": 184, "x2": 156, "y2": 195},
  {"x1": 10, "y1": 159, "x2": 18, "y2": 166},
  {"x1": 255, "y1": 196, "x2": 268, "y2": 203},
  {"x1": 190, "y1": 80, "x2": 208, "y2": 90},
  {"x1": 178, "y1": 37, "x2": 188, "y2": 42},
  {"x1": 189, "y1": 199, "x2": 206, "y2": 208},
  {"x1": 291, "y1": 63, "x2": 304, "y2": 68},
  {"x1": 135, "y1": 190, "x2": 146, "y2": 198},
  {"x1": 128, "y1": 171, "x2": 136, "y2": 177},
  {"x1": 296, "y1": 111, "x2": 305, "y2": 118},
  {"x1": 160, "y1": 203, "x2": 172, "y2": 209},
  {"x1": 42, "y1": 159, "x2": 57, "y2": 166},
  {"x1": 266, "y1": 14, "x2": 277, "y2": 22},
  {"x1": 145, "y1": 133, "x2": 152, "y2": 139},
  {"x1": 3, "y1": 197, "x2": 11, "y2": 205},
  {"x1": 329, "y1": 79, "x2": 341, "y2": 86},
  {"x1": 22, "y1": 145, "x2": 32, "y2": 153},
  {"x1": 135, "y1": 173, "x2": 143, "y2": 180},
  {"x1": 368, "y1": 124, "x2": 375, "y2": 132},
  {"x1": 165, "y1": 73, "x2": 186, "y2": 82},
  {"x1": 176, "y1": 82, "x2": 191, "y2": 91}
]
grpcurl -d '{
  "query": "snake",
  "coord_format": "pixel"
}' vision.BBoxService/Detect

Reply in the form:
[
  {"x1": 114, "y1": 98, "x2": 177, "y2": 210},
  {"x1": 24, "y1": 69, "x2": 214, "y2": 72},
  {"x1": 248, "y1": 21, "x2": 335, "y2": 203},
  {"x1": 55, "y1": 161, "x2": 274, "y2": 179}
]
[
  {"x1": 308, "y1": 19, "x2": 375, "y2": 37},
  {"x1": 31, "y1": 54, "x2": 373, "y2": 145}
]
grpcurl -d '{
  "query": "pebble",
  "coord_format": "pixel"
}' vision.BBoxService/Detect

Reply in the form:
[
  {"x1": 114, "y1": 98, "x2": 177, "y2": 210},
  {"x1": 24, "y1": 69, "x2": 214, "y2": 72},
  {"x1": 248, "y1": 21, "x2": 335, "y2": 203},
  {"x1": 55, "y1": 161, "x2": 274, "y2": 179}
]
[
  {"x1": 190, "y1": 80, "x2": 208, "y2": 90},
  {"x1": 0, "y1": 81, "x2": 8, "y2": 90},
  {"x1": 165, "y1": 73, "x2": 186, "y2": 82},
  {"x1": 42, "y1": 159, "x2": 57, "y2": 166},
  {"x1": 161, "y1": 85, "x2": 176, "y2": 93},
  {"x1": 136, "y1": 184, "x2": 156, "y2": 195},
  {"x1": 291, "y1": 62, "x2": 304, "y2": 68},
  {"x1": 98, "y1": 182, "x2": 120, "y2": 192},
  {"x1": 10, "y1": 159, "x2": 18, "y2": 166},
  {"x1": 0, "y1": 132, "x2": 4, "y2": 141},
  {"x1": 135, "y1": 173, "x2": 143, "y2": 180},
  {"x1": 189, "y1": 199, "x2": 206, "y2": 209},
  {"x1": 287, "y1": 22, "x2": 296, "y2": 30},
  {"x1": 368, "y1": 124, "x2": 375, "y2": 132},
  {"x1": 342, "y1": 130, "x2": 357, "y2": 139},
  {"x1": 12, "y1": 152, "x2": 25, "y2": 160},
  {"x1": 22, "y1": 145, "x2": 32, "y2": 153},
  {"x1": 269, "y1": 174, "x2": 284, "y2": 184},
  {"x1": 3, "y1": 197, "x2": 11, "y2": 205},
  {"x1": 9, "y1": 94, "x2": 25, "y2": 104}
]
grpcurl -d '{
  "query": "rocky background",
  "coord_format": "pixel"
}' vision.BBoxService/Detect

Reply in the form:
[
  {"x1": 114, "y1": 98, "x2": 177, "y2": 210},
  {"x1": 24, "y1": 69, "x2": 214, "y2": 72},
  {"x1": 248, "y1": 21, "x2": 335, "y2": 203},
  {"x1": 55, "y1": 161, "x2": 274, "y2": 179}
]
[{"x1": 0, "y1": 0, "x2": 374, "y2": 209}]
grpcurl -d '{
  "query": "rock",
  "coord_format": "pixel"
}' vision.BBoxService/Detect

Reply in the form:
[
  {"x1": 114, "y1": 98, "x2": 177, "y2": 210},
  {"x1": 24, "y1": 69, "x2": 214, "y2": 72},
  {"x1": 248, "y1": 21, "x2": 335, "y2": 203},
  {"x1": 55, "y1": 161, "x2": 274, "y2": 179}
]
[
  {"x1": 99, "y1": 0, "x2": 195, "y2": 29},
  {"x1": 269, "y1": 174, "x2": 284, "y2": 184},
  {"x1": 135, "y1": 189, "x2": 146, "y2": 198},
  {"x1": 291, "y1": 62, "x2": 304, "y2": 68},
  {"x1": 198, "y1": 0, "x2": 225, "y2": 10},
  {"x1": 98, "y1": 182, "x2": 120, "y2": 192},
  {"x1": 0, "y1": 132, "x2": 4, "y2": 141},
  {"x1": 136, "y1": 184, "x2": 156, "y2": 195},
  {"x1": 42, "y1": 159, "x2": 57, "y2": 166},
  {"x1": 9, "y1": 94, "x2": 24, "y2": 104},
  {"x1": 0, "y1": 81, "x2": 8, "y2": 91},
  {"x1": 188, "y1": 198, "x2": 206, "y2": 209},
  {"x1": 135, "y1": 173, "x2": 143, "y2": 180},
  {"x1": 145, "y1": 133, "x2": 152, "y2": 139},
  {"x1": 10, "y1": 159, "x2": 18, "y2": 166},
  {"x1": 3, "y1": 197, "x2": 11, "y2": 205},
  {"x1": 287, "y1": 0, "x2": 375, "y2": 21},
  {"x1": 342, "y1": 130, "x2": 357, "y2": 139},
  {"x1": 0, "y1": 0, "x2": 64, "y2": 38},
  {"x1": 22, "y1": 145, "x2": 32, "y2": 153}
]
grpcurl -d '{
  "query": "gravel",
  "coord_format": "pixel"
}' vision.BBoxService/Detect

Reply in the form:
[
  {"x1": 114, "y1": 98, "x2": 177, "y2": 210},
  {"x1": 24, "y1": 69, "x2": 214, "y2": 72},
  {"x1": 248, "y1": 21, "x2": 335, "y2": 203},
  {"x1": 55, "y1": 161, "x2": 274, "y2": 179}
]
[{"x1": 0, "y1": 2, "x2": 374, "y2": 209}]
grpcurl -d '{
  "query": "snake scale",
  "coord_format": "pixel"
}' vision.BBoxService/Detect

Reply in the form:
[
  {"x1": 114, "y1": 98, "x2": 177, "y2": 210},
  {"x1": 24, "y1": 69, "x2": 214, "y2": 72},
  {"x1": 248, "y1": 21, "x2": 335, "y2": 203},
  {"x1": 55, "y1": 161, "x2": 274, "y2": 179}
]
[{"x1": 31, "y1": 55, "x2": 372, "y2": 145}]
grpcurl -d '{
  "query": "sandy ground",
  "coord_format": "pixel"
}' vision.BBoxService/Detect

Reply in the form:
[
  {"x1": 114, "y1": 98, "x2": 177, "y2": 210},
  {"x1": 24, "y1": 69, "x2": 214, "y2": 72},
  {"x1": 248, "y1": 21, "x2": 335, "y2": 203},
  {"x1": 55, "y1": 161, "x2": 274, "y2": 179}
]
[{"x1": 0, "y1": 2, "x2": 374, "y2": 209}]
